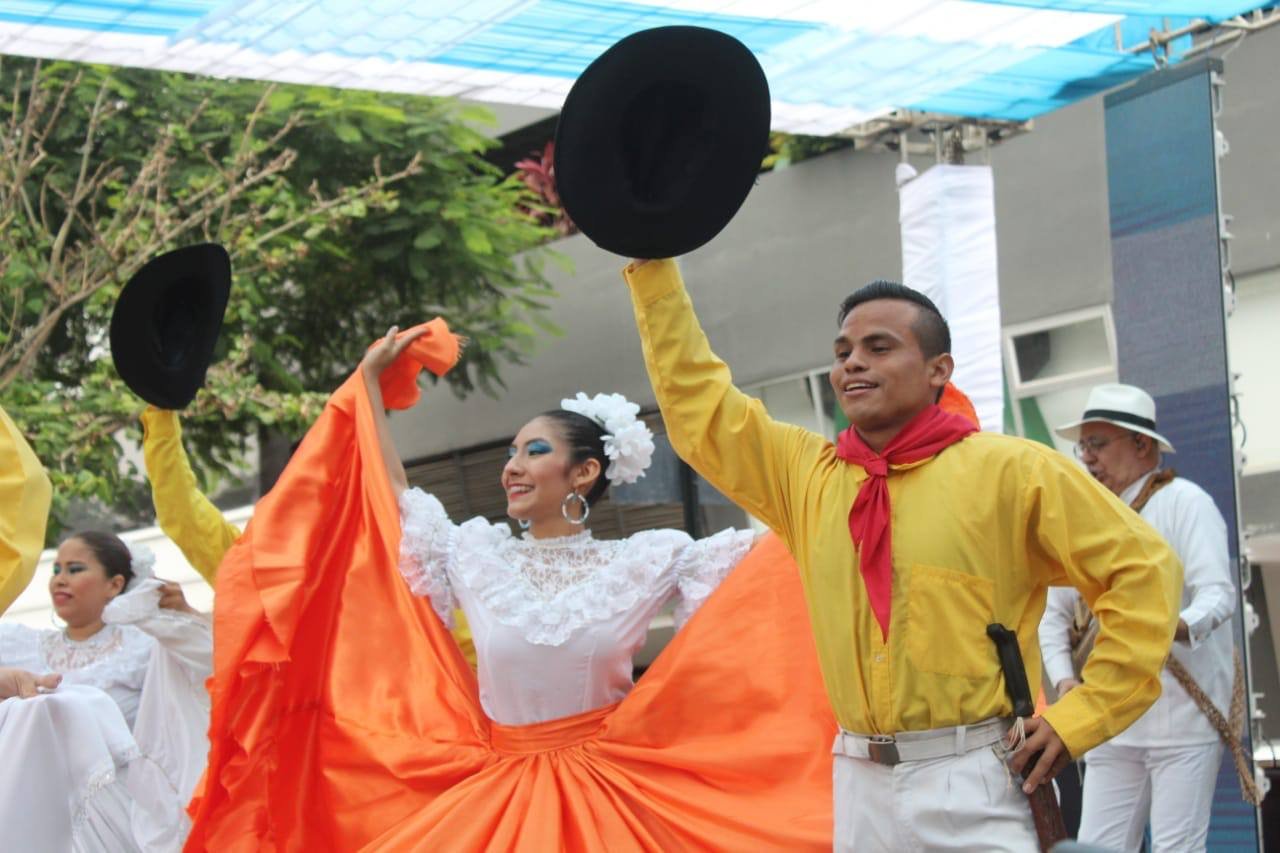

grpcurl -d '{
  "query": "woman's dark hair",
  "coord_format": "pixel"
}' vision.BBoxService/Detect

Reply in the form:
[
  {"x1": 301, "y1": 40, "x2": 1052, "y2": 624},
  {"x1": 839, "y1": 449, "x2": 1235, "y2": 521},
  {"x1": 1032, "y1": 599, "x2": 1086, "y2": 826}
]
[
  {"x1": 66, "y1": 529, "x2": 134, "y2": 587},
  {"x1": 539, "y1": 410, "x2": 611, "y2": 506}
]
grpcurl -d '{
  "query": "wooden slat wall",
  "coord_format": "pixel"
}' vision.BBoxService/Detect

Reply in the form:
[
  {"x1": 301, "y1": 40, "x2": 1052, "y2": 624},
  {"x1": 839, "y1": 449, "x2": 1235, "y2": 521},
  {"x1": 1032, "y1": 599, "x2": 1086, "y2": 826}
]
[{"x1": 404, "y1": 412, "x2": 687, "y2": 540}]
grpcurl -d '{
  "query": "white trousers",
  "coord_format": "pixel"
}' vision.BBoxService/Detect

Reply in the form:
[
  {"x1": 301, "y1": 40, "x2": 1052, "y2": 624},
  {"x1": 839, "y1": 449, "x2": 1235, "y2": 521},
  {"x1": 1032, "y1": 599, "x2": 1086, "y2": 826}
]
[
  {"x1": 833, "y1": 739, "x2": 1038, "y2": 851},
  {"x1": 1078, "y1": 740, "x2": 1223, "y2": 853}
]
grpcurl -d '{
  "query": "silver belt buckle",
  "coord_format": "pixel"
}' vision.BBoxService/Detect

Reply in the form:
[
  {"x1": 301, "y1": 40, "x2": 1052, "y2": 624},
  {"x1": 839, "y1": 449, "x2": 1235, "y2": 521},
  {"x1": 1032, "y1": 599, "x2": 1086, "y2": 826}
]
[{"x1": 866, "y1": 735, "x2": 900, "y2": 766}]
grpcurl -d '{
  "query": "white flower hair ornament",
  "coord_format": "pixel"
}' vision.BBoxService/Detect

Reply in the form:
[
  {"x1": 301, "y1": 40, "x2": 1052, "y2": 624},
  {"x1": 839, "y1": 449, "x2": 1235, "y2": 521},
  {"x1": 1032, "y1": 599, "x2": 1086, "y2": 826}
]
[
  {"x1": 124, "y1": 541, "x2": 157, "y2": 592},
  {"x1": 560, "y1": 392, "x2": 655, "y2": 485}
]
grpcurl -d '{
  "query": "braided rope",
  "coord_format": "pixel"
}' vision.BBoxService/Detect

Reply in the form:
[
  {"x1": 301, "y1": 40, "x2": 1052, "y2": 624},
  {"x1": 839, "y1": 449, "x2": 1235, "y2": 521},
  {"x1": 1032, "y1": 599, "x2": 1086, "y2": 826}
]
[
  {"x1": 1132, "y1": 469, "x2": 1178, "y2": 511},
  {"x1": 1166, "y1": 650, "x2": 1263, "y2": 805}
]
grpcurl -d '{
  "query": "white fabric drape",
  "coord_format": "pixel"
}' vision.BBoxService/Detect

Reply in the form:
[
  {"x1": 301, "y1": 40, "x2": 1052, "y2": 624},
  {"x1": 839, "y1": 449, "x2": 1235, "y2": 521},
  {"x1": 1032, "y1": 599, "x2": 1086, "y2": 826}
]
[
  {"x1": 106, "y1": 579, "x2": 213, "y2": 851},
  {"x1": 0, "y1": 685, "x2": 140, "y2": 852},
  {"x1": 897, "y1": 163, "x2": 1004, "y2": 432}
]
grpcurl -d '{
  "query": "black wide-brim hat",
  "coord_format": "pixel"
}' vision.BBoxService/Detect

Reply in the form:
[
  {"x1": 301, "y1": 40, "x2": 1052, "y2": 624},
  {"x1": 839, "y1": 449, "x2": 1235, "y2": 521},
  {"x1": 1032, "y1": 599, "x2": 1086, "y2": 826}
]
[
  {"x1": 554, "y1": 26, "x2": 771, "y2": 259},
  {"x1": 109, "y1": 243, "x2": 231, "y2": 410}
]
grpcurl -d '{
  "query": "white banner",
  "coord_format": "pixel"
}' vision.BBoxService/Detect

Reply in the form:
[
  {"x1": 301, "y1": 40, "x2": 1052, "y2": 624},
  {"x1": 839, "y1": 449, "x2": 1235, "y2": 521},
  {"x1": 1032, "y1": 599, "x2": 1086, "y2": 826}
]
[{"x1": 898, "y1": 164, "x2": 1004, "y2": 432}]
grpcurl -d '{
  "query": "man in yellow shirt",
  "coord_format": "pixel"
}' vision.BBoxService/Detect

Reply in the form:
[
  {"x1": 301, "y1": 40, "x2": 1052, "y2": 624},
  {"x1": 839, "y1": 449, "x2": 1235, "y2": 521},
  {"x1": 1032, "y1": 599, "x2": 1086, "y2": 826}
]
[
  {"x1": 0, "y1": 406, "x2": 62, "y2": 697},
  {"x1": 141, "y1": 406, "x2": 240, "y2": 586},
  {"x1": 0, "y1": 405, "x2": 52, "y2": 616},
  {"x1": 624, "y1": 260, "x2": 1181, "y2": 849}
]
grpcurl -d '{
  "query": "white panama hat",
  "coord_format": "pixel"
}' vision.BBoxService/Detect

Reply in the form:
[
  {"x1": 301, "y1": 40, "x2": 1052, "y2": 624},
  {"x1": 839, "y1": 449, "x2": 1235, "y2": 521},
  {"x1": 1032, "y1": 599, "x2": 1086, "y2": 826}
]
[{"x1": 1054, "y1": 383, "x2": 1176, "y2": 453}]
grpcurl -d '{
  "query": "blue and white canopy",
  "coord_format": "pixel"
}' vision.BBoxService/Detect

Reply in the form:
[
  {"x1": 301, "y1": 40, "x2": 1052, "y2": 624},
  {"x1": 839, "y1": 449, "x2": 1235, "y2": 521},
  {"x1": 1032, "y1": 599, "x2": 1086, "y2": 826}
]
[{"x1": 0, "y1": 1, "x2": 1266, "y2": 133}]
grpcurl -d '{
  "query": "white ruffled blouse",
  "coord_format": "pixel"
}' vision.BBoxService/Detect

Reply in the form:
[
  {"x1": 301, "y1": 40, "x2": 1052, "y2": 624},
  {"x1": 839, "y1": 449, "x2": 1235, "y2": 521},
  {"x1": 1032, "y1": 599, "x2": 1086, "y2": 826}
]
[
  {"x1": 399, "y1": 487, "x2": 755, "y2": 726},
  {"x1": 0, "y1": 584, "x2": 213, "y2": 852},
  {"x1": 0, "y1": 622, "x2": 154, "y2": 728}
]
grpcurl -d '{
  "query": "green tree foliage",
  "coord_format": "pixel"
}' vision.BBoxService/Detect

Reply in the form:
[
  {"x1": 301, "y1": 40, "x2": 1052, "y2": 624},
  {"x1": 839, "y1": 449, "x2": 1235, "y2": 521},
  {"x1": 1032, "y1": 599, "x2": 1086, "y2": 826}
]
[
  {"x1": 0, "y1": 58, "x2": 558, "y2": 535},
  {"x1": 762, "y1": 131, "x2": 852, "y2": 171}
]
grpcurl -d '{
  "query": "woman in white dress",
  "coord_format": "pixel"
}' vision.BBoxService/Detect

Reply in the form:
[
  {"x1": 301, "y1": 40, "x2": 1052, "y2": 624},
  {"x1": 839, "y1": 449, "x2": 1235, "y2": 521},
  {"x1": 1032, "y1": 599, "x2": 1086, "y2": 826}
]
[
  {"x1": 364, "y1": 328, "x2": 758, "y2": 727},
  {"x1": 0, "y1": 530, "x2": 212, "y2": 852}
]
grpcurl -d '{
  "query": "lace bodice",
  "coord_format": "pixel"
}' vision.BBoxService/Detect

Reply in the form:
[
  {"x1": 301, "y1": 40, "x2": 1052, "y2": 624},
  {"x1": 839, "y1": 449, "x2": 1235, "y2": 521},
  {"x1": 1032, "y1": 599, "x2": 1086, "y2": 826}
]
[
  {"x1": 39, "y1": 624, "x2": 128, "y2": 671},
  {"x1": 509, "y1": 529, "x2": 612, "y2": 597},
  {"x1": 399, "y1": 488, "x2": 754, "y2": 724},
  {"x1": 0, "y1": 622, "x2": 153, "y2": 727}
]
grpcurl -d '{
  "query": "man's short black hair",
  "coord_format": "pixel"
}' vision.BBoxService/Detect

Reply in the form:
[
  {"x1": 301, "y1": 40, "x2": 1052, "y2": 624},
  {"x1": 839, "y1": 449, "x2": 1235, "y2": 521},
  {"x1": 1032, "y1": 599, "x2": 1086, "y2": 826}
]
[{"x1": 837, "y1": 280, "x2": 951, "y2": 359}]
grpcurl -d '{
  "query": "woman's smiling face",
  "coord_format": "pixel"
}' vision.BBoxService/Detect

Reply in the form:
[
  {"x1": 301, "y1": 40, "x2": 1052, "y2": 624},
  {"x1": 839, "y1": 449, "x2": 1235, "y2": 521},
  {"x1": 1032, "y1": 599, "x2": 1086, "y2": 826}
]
[
  {"x1": 49, "y1": 537, "x2": 125, "y2": 628},
  {"x1": 502, "y1": 416, "x2": 581, "y2": 525}
]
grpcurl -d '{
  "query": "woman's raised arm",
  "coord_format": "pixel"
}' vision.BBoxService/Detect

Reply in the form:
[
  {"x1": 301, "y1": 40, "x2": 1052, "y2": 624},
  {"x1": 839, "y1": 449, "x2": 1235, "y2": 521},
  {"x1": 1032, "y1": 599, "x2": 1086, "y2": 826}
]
[{"x1": 360, "y1": 325, "x2": 433, "y2": 499}]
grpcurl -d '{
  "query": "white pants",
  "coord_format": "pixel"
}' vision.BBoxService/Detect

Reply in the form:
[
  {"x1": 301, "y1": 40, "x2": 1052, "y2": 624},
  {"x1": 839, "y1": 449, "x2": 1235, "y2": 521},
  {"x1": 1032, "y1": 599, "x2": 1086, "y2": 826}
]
[
  {"x1": 1079, "y1": 740, "x2": 1223, "y2": 853},
  {"x1": 833, "y1": 738, "x2": 1038, "y2": 851}
]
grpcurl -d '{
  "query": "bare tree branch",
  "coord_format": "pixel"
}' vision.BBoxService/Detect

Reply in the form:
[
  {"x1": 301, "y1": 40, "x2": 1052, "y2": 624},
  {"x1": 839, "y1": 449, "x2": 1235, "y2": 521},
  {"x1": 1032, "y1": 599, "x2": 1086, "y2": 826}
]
[
  {"x1": 48, "y1": 76, "x2": 109, "y2": 274},
  {"x1": 245, "y1": 152, "x2": 423, "y2": 251}
]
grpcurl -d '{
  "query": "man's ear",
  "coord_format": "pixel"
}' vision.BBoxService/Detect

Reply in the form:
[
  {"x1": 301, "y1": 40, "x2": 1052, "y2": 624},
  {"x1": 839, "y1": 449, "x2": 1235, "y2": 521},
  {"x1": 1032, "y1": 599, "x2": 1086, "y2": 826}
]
[{"x1": 928, "y1": 352, "x2": 954, "y2": 391}]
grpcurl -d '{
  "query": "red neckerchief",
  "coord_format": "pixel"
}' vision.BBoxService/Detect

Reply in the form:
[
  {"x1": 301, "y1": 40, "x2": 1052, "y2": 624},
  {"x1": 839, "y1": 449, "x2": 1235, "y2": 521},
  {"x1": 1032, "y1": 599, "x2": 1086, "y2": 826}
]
[{"x1": 834, "y1": 404, "x2": 977, "y2": 641}]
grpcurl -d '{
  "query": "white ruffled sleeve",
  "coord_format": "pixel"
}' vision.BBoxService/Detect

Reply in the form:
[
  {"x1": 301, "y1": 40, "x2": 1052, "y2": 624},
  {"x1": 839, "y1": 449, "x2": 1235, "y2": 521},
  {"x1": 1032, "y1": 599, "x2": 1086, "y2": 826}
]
[
  {"x1": 0, "y1": 622, "x2": 39, "y2": 668},
  {"x1": 103, "y1": 579, "x2": 212, "y2": 680},
  {"x1": 398, "y1": 487, "x2": 458, "y2": 628},
  {"x1": 672, "y1": 528, "x2": 756, "y2": 628},
  {"x1": 102, "y1": 580, "x2": 212, "y2": 850}
]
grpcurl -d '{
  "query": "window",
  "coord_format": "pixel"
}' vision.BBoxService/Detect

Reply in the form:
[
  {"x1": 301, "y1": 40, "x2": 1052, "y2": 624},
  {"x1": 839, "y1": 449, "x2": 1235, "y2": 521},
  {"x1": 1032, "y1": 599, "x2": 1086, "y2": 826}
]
[
  {"x1": 747, "y1": 367, "x2": 840, "y2": 441},
  {"x1": 1002, "y1": 306, "x2": 1118, "y2": 454}
]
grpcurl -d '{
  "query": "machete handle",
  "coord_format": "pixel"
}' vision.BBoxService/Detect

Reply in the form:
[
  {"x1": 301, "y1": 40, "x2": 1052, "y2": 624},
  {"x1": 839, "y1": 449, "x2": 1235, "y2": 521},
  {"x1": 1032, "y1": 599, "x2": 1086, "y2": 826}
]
[
  {"x1": 987, "y1": 622, "x2": 1068, "y2": 851},
  {"x1": 987, "y1": 623, "x2": 1036, "y2": 719}
]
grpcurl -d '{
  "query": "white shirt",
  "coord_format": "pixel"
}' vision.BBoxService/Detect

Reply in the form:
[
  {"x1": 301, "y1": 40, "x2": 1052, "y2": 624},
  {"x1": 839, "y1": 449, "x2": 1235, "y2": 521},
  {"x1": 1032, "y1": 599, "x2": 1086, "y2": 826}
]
[
  {"x1": 1040, "y1": 470, "x2": 1236, "y2": 747},
  {"x1": 399, "y1": 488, "x2": 755, "y2": 726}
]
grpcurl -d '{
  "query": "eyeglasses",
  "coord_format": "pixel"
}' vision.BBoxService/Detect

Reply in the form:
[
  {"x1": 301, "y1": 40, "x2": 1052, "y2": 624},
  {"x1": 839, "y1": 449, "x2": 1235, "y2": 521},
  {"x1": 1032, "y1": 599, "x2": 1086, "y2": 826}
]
[{"x1": 1073, "y1": 434, "x2": 1137, "y2": 459}]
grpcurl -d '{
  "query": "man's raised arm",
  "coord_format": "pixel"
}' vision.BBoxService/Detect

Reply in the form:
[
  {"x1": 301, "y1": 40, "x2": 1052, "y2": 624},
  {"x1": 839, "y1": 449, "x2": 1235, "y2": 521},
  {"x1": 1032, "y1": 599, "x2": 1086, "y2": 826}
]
[
  {"x1": 142, "y1": 406, "x2": 241, "y2": 585},
  {"x1": 625, "y1": 259, "x2": 825, "y2": 539}
]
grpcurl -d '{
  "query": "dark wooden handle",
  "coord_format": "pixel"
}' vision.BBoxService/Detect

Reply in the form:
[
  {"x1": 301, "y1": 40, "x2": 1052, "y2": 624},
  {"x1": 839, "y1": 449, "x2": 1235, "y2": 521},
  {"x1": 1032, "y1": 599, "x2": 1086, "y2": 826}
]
[
  {"x1": 1027, "y1": 783, "x2": 1068, "y2": 851},
  {"x1": 988, "y1": 624, "x2": 1069, "y2": 850},
  {"x1": 1021, "y1": 750, "x2": 1068, "y2": 852}
]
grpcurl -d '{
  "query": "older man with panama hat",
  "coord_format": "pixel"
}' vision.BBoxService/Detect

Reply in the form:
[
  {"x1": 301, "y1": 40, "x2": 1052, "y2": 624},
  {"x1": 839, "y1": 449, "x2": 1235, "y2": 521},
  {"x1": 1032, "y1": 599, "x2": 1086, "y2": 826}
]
[
  {"x1": 1055, "y1": 383, "x2": 1176, "y2": 452},
  {"x1": 1041, "y1": 382, "x2": 1240, "y2": 852}
]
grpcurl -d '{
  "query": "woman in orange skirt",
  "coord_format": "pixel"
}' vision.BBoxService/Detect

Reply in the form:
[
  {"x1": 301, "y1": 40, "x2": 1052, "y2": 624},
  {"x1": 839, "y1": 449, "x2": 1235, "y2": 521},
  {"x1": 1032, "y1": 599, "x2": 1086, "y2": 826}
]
[{"x1": 186, "y1": 321, "x2": 837, "y2": 852}]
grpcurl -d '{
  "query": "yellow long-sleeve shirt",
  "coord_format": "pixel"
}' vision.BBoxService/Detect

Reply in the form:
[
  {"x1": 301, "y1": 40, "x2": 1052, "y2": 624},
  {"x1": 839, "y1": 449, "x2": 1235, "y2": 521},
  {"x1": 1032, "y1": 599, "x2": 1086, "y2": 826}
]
[
  {"x1": 142, "y1": 407, "x2": 242, "y2": 585},
  {"x1": 140, "y1": 407, "x2": 478, "y2": 667},
  {"x1": 0, "y1": 406, "x2": 52, "y2": 615},
  {"x1": 625, "y1": 259, "x2": 1181, "y2": 758}
]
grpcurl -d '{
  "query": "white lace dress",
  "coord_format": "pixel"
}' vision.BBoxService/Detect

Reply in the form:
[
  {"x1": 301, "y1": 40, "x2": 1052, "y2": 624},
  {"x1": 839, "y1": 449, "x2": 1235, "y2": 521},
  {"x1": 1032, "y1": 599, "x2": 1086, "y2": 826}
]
[
  {"x1": 399, "y1": 488, "x2": 755, "y2": 726},
  {"x1": 0, "y1": 582, "x2": 212, "y2": 852}
]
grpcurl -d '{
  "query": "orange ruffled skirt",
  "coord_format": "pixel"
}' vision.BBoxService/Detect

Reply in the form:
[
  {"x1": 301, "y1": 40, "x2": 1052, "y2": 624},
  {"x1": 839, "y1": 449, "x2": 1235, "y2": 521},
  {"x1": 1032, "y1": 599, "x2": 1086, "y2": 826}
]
[{"x1": 186, "y1": 323, "x2": 837, "y2": 851}]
